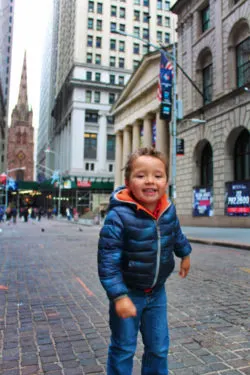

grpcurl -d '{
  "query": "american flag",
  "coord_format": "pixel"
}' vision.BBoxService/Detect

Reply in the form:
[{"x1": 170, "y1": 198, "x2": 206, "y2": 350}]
[{"x1": 157, "y1": 51, "x2": 173, "y2": 102}]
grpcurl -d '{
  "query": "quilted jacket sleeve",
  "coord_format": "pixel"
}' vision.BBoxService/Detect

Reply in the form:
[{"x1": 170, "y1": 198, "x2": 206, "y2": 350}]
[
  {"x1": 98, "y1": 208, "x2": 129, "y2": 300},
  {"x1": 174, "y1": 215, "x2": 192, "y2": 258}
]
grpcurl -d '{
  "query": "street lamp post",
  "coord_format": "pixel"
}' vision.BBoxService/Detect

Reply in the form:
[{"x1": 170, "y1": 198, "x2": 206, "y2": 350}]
[
  {"x1": 5, "y1": 167, "x2": 26, "y2": 209},
  {"x1": 44, "y1": 149, "x2": 62, "y2": 217}
]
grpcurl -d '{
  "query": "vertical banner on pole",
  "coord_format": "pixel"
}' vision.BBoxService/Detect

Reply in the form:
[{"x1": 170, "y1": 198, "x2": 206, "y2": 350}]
[{"x1": 157, "y1": 51, "x2": 173, "y2": 120}]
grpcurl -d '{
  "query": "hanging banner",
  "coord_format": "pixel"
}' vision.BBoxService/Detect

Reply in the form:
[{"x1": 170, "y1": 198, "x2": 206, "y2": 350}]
[
  {"x1": 225, "y1": 181, "x2": 250, "y2": 216},
  {"x1": 193, "y1": 187, "x2": 213, "y2": 217},
  {"x1": 176, "y1": 138, "x2": 184, "y2": 155},
  {"x1": 157, "y1": 51, "x2": 173, "y2": 121},
  {"x1": 152, "y1": 120, "x2": 156, "y2": 148}
]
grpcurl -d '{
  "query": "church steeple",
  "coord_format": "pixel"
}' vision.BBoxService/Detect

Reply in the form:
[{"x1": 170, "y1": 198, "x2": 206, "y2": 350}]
[{"x1": 17, "y1": 51, "x2": 28, "y2": 112}]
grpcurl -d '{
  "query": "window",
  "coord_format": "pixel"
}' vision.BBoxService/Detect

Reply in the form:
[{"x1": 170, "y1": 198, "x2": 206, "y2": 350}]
[
  {"x1": 157, "y1": 31, "x2": 162, "y2": 42},
  {"x1": 119, "y1": 57, "x2": 125, "y2": 68},
  {"x1": 203, "y1": 64, "x2": 213, "y2": 104},
  {"x1": 119, "y1": 24, "x2": 126, "y2": 32},
  {"x1": 85, "y1": 111, "x2": 98, "y2": 123},
  {"x1": 119, "y1": 75, "x2": 125, "y2": 85},
  {"x1": 165, "y1": 0, "x2": 170, "y2": 10},
  {"x1": 109, "y1": 164, "x2": 113, "y2": 172},
  {"x1": 86, "y1": 71, "x2": 92, "y2": 80},
  {"x1": 95, "y1": 72, "x2": 101, "y2": 81},
  {"x1": 107, "y1": 135, "x2": 116, "y2": 160},
  {"x1": 96, "y1": 19, "x2": 102, "y2": 31},
  {"x1": 165, "y1": 16, "x2": 170, "y2": 27},
  {"x1": 134, "y1": 27, "x2": 140, "y2": 37},
  {"x1": 110, "y1": 39, "x2": 116, "y2": 50},
  {"x1": 88, "y1": 18, "x2": 94, "y2": 29},
  {"x1": 87, "y1": 35, "x2": 93, "y2": 47},
  {"x1": 119, "y1": 40, "x2": 125, "y2": 52},
  {"x1": 134, "y1": 10, "x2": 140, "y2": 21},
  {"x1": 86, "y1": 90, "x2": 92, "y2": 103},
  {"x1": 234, "y1": 129, "x2": 250, "y2": 180},
  {"x1": 96, "y1": 37, "x2": 102, "y2": 48},
  {"x1": 110, "y1": 74, "x2": 116, "y2": 84},
  {"x1": 143, "y1": 0, "x2": 149, "y2": 5},
  {"x1": 110, "y1": 56, "x2": 116, "y2": 67},
  {"x1": 87, "y1": 53, "x2": 92, "y2": 63},
  {"x1": 143, "y1": 45, "x2": 149, "y2": 54},
  {"x1": 107, "y1": 116, "x2": 114, "y2": 124},
  {"x1": 143, "y1": 28, "x2": 149, "y2": 39},
  {"x1": 111, "y1": 22, "x2": 117, "y2": 32},
  {"x1": 97, "y1": 3, "x2": 103, "y2": 14},
  {"x1": 84, "y1": 133, "x2": 97, "y2": 159},
  {"x1": 95, "y1": 54, "x2": 101, "y2": 65},
  {"x1": 143, "y1": 12, "x2": 149, "y2": 22},
  {"x1": 134, "y1": 43, "x2": 140, "y2": 54},
  {"x1": 165, "y1": 32, "x2": 170, "y2": 44},
  {"x1": 201, "y1": 5, "x2": 210, "y2": 32},
  {"x1": 134, "y1": 0, "x2": 140, "y2": 4},
  {"x1": 157, "y1": 15, "x2": 162, "y2": 26},
  {"x1": 111, "y1": 5, "x2": 117, "y2": 17},
  {"x1": 201, "y1": 143, "x2": 213, "y2": 187},
  {"x1": 109, "y1": 93, "x2": 116, "y2": 104},
  {"x1": 88, "y1": 1, "x2": 94, "y2": 12},
  {"x1": 133, "y1": 60, "x2": 140, "y2": 70},
  {"x1": 120, "y1": 7, "x2": 126, "y2": 18},
  {"x1": 94, "y1": 91, "x2": 101, "y2": 103},
  {"x1": 236, "y1": 37, "x2": 250, "y2": 88},
  {"x1": 157, "y1": 0, "x2": 163, "y2": 10}
]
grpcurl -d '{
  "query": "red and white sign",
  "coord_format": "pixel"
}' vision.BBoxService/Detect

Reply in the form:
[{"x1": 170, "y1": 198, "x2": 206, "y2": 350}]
[
  {"x1": 0, "y1": 173, "x2": 7, "y2": 185},
  {"x1": 77, "y1": 180, "x2": 91, "y2": 188}
]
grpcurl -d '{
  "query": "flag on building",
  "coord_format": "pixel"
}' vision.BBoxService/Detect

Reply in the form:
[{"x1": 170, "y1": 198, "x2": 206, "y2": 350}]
[{"x1": 157, "y1": 51, "x2": 173, "y2": 120}]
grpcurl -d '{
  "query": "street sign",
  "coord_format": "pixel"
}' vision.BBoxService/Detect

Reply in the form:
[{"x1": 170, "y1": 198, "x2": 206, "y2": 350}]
[
  {"x1": 176, "y1": 138, "x2": 184, "y2": 155},
  {"x1": 160, "y1": 102, "x2": 171, "y2": 120}
]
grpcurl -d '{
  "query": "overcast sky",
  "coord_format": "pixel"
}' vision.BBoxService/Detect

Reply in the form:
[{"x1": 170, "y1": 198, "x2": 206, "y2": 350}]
[{"x1": 8, "y1": 0, "x2": 51, "y2": 131}]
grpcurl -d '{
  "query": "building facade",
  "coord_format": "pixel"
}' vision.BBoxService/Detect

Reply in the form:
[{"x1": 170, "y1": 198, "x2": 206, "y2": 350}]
[
  {"x1": 113, "y1": 0, "x2": 250, "y2": 227},
  {"x1": 7, "y1": 53, "x2": 34, "y2": 181},
  {"x1": 171, "y1": 0, "x2": 250, "y2": 227},
  {"x1": 0, "y1": 0, "x2": 15, "y2": 173},
  {"x1": 36, "y1": 0, "x2": 176, "y2": 211}
]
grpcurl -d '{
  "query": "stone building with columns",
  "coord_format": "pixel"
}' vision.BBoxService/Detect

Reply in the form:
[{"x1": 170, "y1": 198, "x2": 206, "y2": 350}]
[
  {"x1": 112, "y1": 51, "x2": 171, "y2": 187},
  {"x1": 113, "y1": 0, "x2": 250, "y2": 227}
]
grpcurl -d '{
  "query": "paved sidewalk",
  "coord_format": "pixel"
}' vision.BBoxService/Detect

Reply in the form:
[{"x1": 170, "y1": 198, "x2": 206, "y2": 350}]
[{"x1": 182, "y1": 227, "x2": 250, "y2": 250}]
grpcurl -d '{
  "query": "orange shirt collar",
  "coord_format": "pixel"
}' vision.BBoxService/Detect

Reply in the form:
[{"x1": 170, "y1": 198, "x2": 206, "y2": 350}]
[{"x1": 115, "y1": 188, "x2": 170, "y2": 219}]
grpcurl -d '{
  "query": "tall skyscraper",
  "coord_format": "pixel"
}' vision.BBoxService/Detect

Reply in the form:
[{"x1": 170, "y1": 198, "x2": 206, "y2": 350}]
[
  {"x1": 0, "y1": 0, "x2": 15, "y2": 173},
  {"x1": 37, "y1": 0, "x2": 176, "y2": 211}
]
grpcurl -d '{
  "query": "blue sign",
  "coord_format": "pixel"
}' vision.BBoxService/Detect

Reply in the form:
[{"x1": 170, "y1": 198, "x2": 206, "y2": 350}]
[
  {"x1": 225, "y1": 181, "x2": 250, "y2": 216},
  {"x1": 193, "y1": 187, "x2": 213, "y2": 217}
]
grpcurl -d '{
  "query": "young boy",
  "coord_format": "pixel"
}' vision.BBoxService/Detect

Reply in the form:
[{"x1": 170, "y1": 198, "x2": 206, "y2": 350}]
[{"x1": 98, "y1": 147, "x2": 192, "y2": 375}]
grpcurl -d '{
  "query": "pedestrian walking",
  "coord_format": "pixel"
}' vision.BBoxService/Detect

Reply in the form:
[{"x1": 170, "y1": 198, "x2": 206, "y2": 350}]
[
  {"x1": 12, "y1": 206, "x2": 17, "y2": 224},
  {"x1": 5, "y1": 206, "x2": 12, "y2": 223},
  {"x1": 98, "y1": 147, "x2": 192, "y2": 375}
]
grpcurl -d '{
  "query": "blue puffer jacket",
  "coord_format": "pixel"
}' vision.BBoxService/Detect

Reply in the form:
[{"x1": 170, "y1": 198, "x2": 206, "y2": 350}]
[{"x1": 98, "y1": 186, "x2": 192, "y2": 300}]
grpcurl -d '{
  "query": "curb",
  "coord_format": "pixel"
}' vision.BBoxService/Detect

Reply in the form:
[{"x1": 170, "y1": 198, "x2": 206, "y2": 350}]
[{"x1": 187, "y1": 237, "x2": 250, "y2": 251}]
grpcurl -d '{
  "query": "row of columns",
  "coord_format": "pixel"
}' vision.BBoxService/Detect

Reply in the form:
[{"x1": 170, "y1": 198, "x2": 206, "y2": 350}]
[{"x1": 115, "y1": 111, "x2": 170, "y2": 186}]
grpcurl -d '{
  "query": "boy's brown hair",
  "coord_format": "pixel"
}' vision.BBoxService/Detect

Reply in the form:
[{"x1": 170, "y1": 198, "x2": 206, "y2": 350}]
[{"x1": 124, "y1": 147, "x2": 169, "y2": 181}]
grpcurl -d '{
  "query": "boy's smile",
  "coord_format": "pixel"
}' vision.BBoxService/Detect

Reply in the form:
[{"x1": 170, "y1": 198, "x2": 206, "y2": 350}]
[{"x1": 126, "y1": 155, "x2": 168, "y2": 212}]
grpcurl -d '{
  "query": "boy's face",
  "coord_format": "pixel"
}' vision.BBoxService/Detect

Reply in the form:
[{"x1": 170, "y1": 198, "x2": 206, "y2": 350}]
[{"x1": 126, "y1": 155, "x2": 168, "y2": 212}]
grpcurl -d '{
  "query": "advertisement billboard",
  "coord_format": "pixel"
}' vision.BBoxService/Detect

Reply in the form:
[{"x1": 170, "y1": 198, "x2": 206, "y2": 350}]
[
  {"x1": 225, "y1": 181, "x2": 250, "y2": 216},
  {"x1": 193, "y1": 187, "x2": 213, "y2": 217}
]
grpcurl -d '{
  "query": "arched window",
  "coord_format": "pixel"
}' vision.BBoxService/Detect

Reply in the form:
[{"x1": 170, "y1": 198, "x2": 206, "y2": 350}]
[
  {"x1": 234, "y1": 129, "x2": 250, "y2": 180},
  {"x1": 201, "y1": 143, "x2": 213, "y2": 186},
  {"x1": 196, "y1": 48, "x2": 213, "y2": 107}
]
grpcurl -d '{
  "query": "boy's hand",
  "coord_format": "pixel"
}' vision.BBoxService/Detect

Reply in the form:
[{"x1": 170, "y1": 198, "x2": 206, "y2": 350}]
[
  {"x1": 179, "y1": 256, "x2": 190, "y2": 278},
  {"x1": 115, "y1": 297, "x2": 137, "y2": 319}
]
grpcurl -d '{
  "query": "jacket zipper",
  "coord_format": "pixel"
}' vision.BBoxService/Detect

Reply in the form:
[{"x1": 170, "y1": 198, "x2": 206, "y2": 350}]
[{"x1": 151, "y1": 204, "x2": 171, "y2": 288}]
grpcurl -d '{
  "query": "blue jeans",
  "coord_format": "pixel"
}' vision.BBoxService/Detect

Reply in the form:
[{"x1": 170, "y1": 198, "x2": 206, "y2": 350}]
[{"x1": 107, "y1": 285, "x2": 169, "y2": 375}]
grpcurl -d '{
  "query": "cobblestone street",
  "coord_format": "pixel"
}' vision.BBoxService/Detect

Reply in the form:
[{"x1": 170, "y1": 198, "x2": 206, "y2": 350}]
[{"x1": 0, "y1": 219, "x2": 249, "y2": 375}]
